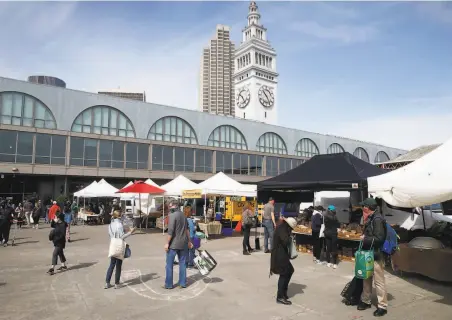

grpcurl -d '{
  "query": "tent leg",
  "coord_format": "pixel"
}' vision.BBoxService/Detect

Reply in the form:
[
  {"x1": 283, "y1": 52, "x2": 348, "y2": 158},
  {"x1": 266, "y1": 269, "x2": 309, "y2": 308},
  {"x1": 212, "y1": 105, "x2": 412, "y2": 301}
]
[
  {"x1": 162, "y1": 196, "x2": 165, "y2": 235},
  {"x1": 421, "y1": 208, "x2": 426, "y2": 231}
]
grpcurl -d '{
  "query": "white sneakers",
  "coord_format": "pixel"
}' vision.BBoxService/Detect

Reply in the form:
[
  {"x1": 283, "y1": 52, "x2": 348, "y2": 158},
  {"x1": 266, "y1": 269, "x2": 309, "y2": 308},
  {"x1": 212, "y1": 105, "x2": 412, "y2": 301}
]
[
  {"x1": 326, "y1": 263, "x2": 338, "y2": 269},
  {"x1": 333, "y1": 264, "x2": 338, "y2": 269}
]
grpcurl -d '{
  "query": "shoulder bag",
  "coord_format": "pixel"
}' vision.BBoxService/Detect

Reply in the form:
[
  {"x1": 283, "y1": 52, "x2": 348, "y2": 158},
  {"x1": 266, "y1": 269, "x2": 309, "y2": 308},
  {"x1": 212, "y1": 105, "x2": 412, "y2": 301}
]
[
  {"x1": 108, "y1": 224, "x2": 126, "y2": 260},
  {"x1": 288, "y1": 235, "x2": 298, "y2": 260}
]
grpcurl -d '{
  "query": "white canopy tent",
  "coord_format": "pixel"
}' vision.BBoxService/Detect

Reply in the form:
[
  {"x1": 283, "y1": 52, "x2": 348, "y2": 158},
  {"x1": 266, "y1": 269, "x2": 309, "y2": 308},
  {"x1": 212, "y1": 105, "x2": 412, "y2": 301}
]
[
  {"x1": 74, "y1": 181, "x2": 98, "y2": 197},
  {"x1": 161, "y1": 175, "x2": 200, "y2": 197},
  {"x1": 368, "y1": 137, "x2": 452, "y2": 208},
  {"x1": 94, "y1": 179, "x2": 119, "y2": 197},
  {"x1": 198, "y1": 172, "x2": 257, "y2": 197}
]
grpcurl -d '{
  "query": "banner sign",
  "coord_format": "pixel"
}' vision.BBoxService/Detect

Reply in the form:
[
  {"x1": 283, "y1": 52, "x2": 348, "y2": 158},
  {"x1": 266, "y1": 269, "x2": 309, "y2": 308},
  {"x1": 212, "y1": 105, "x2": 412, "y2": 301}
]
[{"x1": 182, "y1": 189, "x2": 203, "y2": 199}]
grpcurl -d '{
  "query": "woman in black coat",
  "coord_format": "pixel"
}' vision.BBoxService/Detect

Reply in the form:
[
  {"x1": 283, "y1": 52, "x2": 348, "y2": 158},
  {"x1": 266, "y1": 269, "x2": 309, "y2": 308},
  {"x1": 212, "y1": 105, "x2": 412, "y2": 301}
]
[
  {"x1": 270, "y1": 217, "x2": 297, "y2": 305},
  {"x1": 324, "y1": 205, "x2": 340, "y2": 269}
]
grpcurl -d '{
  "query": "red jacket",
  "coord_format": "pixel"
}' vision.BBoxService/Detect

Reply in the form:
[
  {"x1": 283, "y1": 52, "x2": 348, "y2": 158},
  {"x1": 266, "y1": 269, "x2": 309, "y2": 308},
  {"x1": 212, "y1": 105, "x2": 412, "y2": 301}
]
[{"x1": 48, "y1": 204, "x2": 60, "y2": 221}]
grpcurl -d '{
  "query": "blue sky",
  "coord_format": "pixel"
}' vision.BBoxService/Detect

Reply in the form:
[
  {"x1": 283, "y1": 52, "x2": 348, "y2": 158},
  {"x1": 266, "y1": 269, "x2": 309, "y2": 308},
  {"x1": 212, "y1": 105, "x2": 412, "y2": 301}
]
[{"x1": 1, "y1": 1, "x2": 452, "y2": 150}]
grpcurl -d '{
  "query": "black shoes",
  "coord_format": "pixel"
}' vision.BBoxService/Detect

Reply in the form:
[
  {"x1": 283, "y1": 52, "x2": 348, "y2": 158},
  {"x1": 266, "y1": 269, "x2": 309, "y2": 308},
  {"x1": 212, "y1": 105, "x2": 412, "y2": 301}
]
[
  {"x1": 374, "y1": 308, "x2": 388, "y2": 317},
  {"x1": 243, "y1": 250, "x2": 251, "y2": 255},
  {"x1": 264, "y1": 249, "x2": 270, "y2": 253},
  {"x1": 276, "y1": 297, "x2": 292, "y2": 305},
  {"x1": 357, "y1": 302, "x2": 372, "y2": 311},
  {"x1": 57, "y1": 266, "x2": 68, "y2": 271}
]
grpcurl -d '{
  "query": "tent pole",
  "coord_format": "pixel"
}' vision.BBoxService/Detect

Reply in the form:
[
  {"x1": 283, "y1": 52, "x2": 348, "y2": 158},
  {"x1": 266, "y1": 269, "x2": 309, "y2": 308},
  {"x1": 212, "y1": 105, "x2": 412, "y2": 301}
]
[
  {"x1": 421, "y1": 207, "x2": 426, "y2": 231},
  {"x1": 162, "y1": 196, "x2": 165, "y2": 235}
]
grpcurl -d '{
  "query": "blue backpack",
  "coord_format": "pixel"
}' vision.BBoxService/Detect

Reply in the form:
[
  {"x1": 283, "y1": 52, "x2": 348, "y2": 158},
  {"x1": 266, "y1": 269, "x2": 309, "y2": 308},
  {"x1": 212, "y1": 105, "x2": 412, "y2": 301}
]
[{"x1": 372, "y1": 217, "x2": 399, "y2": 255}]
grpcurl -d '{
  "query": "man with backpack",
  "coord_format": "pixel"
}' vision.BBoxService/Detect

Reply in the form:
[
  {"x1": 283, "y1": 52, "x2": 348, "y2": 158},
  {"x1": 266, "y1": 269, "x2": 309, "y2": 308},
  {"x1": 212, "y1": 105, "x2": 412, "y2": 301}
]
[{"x1": 357, "y1": 198, "x2": 388, "y2": 317}]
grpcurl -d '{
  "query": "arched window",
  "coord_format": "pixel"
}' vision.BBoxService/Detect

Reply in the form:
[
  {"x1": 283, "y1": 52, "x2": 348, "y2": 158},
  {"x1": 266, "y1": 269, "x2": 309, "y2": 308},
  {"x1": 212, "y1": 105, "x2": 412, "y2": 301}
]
[
  {"x1": 375, "y1": 151, "x2": 390, "y2": 163},
  {"x1": 295, "y1": 138, "x2": 319, "y2": 157},
  {"x1": 327, "y1": 143, "x2": 345, "y2": 154},
  {"x1": 71, "y1": 106, "x2": 135, "y2": 137},
  {"x1": 256, "y1": 132, "x2": 287, "y2": 155},
  {"x1": 207, "y1": 125, "x2": 247, "y2": 150},
  {"x1": 0, "y1": 91, "x2": 56, "y2": 129},
  {"x1": 148, "y1": 116, "x2": 198, "y2": 144},
  {"x1": 353, "y1": 147, "x2": 369, "y2": 162}
]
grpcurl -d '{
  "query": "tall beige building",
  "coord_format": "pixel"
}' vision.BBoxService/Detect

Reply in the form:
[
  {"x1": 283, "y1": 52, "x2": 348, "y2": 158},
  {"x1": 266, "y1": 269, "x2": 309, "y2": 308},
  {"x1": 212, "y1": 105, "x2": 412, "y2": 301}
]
[{"x1": 199, "y1": 24, "x2": 235, "y2": 116}]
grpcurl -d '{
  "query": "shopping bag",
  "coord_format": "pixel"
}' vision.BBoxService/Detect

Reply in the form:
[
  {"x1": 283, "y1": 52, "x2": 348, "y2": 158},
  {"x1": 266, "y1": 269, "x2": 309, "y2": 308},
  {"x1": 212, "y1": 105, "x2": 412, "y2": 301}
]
[
  {"x1": 30, "y1": 216, "x2": 34, "y2": 224},
  {"x1": 354, "y1": 240, "x2": 374, "y2": 280},
  {"x1": 194, "y1": 249, "x2": 217, "y2": 276},
  {"x1": 288, "y1": 236, "x2": 298, "y2": 259},
  {"x1": 319, "y1": 216, "x2": 325, "y2": 238},
  {"x1": 108, "y1": 238, "x2": 126, "y2": 260}
]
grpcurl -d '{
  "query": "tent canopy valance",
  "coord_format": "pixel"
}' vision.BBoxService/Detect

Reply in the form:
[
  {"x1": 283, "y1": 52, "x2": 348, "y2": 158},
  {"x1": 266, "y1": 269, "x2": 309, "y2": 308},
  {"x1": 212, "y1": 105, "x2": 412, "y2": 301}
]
[
  {"x1": 368, "y1": 137, "x2": 452, "y2": 208},
  {"x1": 258, "y1": 152, "x2": 386, "y2": 191}
]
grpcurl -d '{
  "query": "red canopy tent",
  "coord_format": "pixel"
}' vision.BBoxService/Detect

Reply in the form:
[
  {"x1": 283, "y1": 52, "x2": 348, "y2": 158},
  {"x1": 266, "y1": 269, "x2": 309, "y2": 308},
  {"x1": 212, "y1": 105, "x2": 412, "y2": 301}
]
[{"x1": 116, "y1": 181, "x2": 165, "y2": 230}]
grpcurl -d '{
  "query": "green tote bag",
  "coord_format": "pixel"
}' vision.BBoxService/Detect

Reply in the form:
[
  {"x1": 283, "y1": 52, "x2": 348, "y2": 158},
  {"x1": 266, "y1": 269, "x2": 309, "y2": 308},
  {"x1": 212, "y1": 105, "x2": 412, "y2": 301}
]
[{"x1": 354, "y1": 239, "x2": 374, "y2": 280}]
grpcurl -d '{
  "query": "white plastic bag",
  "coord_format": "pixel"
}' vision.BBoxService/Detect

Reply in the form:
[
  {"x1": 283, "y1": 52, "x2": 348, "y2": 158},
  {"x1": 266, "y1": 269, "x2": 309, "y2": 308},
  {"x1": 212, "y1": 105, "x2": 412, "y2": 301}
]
[
  {"x1": 319, "y1": 215, "x2": 325, "y2": 238},
  {"x1": 288, "y1": 236, "x2": 298, "y2": 260}
]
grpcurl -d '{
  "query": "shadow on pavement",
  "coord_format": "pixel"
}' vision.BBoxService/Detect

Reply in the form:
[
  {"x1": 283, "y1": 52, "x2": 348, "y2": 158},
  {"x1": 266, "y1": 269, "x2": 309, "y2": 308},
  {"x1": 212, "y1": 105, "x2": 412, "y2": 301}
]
[
  {"x1": 287, "y1": 283, "x2": 307, "y2": 298},
  {"x1": 124, "y1": 273, "x2": 159, "y2": 286},
  {"x1": 204, "y1": 277, "x2": 223, "y2": 283},
  {"x1": 13, "y1": 240, "x2": 39, "y2": 246},
  {"x1": 68, "y1": 262, "x2": 98, "y2": 271},
  {"x1": 0, "y1": 282, "x2": 5, "y2": 287},
  {"x1": 69, "y1": 238, "x2": 89, "y2": 243}
]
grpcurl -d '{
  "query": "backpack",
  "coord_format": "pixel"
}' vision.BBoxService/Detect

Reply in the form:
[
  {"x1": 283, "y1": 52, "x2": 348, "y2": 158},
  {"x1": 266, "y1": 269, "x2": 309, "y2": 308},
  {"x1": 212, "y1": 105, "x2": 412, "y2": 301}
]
[{"x1": 372, "y1": 216, "x2": 399, "y2": 255}]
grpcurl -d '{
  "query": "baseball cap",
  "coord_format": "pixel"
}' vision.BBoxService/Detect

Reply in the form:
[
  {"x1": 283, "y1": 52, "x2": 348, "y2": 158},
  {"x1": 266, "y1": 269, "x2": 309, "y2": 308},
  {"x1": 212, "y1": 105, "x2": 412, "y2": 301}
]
[
  {"x1": 327, "y1": 205, "x2": 336, "y2": 211},
  {"x1": 359, "y1": 198, "x2": 378, "y2": 207}
]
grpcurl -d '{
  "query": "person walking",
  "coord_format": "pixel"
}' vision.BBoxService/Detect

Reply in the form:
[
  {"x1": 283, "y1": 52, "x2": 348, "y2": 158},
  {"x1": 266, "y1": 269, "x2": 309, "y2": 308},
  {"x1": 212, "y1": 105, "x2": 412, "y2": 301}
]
[
  {"x1": 105, "y1": 210, "x2": 135, "y2": 289},
  {"x1": 23, "y1": 199, "x2": 33, "y2": 226},
  {"x1": 357, "y1": 198, "x2": 388, "y2": 317},
  {"x1": 241, "y1": 204, "x2": 254, "y2": 255},
  {"x1": 48, "y1": 201, "x2": 60, "y2": 223},
  {"x1": 324, "y1": 205, "x2": 340, "y2": 269},
  {"x1": 270, "y1": 217, "x2": 297, "y2": 305},
  {"x1": 47, "y1": 213, "x2": 68, "y2": 275},
  {"x1": 311, "y1": 206, "x2": 324, "y2": 264},
  {"x1": 71, "y1": 201, "x2": 79, "y2": 226},
  {"x1": 186, "y1": 210, "x2": 196, "y2": 268},
  {"x1": 164, "y1": 200, "x2": 193, "y2": 289},
  {"x1": 15, "y1": 203, "x2": 25, "y2": 228},
  {"x1": 0, "y1": 201, "x2": 15, "y2": 247},
  {"x1": 63, "y1": 202, "x2": 73, "y2": 242},
  {"x1": 32, "y1": 200, "x2": 43, "y2": 229},
  {"x1": 262, "y1": 197, "x2": 276, "y2": 253}
]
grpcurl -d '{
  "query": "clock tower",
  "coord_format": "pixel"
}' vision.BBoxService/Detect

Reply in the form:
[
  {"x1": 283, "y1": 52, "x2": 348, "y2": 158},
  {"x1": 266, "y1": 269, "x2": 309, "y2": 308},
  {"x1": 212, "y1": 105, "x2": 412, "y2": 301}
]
[{"x1": 234, "y1": 1, "x2": 278, "y2": 125}]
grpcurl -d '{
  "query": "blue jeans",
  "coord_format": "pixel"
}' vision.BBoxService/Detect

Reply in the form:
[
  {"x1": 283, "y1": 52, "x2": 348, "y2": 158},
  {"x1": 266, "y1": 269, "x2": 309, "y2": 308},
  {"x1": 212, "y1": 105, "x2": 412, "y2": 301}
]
[
  {"x1": 263, "y1": 219, "x2": 274, "y2": 251},
  {"x1": 165, "y1": 248, "x2": 187, "y2": 288},
  {"x1": 187, "y1": 247, "x2": 195, "y2": 267},
  {"x1": 106, "y1": 257, "x2": 123, "y2": 285}
]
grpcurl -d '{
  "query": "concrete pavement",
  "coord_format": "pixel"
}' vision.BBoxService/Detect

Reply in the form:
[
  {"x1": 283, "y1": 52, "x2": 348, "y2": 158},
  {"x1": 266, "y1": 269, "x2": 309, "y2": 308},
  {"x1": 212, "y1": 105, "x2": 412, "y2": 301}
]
[{"x1": 1, "y1": 224, "x2": 451, "y2": 320}]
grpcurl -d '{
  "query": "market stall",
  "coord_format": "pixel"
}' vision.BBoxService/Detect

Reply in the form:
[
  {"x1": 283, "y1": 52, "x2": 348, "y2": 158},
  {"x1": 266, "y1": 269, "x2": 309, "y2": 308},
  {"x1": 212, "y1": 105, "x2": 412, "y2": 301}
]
[{"x1": 257, "y1": 152, "x2": 386, "y2": 259}]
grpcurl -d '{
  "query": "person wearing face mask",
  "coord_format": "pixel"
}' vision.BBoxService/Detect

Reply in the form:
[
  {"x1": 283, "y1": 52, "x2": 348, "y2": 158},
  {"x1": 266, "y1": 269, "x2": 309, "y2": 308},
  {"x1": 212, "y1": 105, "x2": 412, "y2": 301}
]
[
  {"x1": 164, "y1": 200, "x2": 193, "y2": 289},
  {"x1": 357, "y1": 198, "x2": 388, "y2": 317}
]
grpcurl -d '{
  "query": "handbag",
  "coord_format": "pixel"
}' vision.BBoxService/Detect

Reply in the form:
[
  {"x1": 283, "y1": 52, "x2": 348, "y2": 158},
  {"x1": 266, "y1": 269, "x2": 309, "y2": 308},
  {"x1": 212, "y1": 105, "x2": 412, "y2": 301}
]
[
  {"x1": 288, "y1": 235, "x2": 298, "y2": 260},
  {"x1": 340, "y1": 276, "x2": 363, "y2": 301},
  {"x1": 354, "y1": 239, "x2": 374, "y2": 280},
  {"x1": 124, "y1": 244, "x2": 131, "y2": 259},
  {"x1": 319, "y1": 215, "x2": 325, "y2": 238}
]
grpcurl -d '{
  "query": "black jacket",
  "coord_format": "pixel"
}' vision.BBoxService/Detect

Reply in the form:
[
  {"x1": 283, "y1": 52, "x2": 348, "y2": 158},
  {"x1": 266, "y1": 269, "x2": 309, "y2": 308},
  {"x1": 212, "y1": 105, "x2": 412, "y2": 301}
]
[
  {"x1": 270, "y1": 220, "x2": 294, "y2": 275},
  {"x1": 361, "y1": 209, "x2": 386, "y2": 260},
  {"x1": 0, "y1": 207, "x2": 14, "y2": 224},
  {"x1": 311, "y1": 211, "x2": 323, "y2": 232},
  {"x1": 50, "y1": 220, "x2": 67, "y2": 249},
  {"x1": 324, "y1": 210, "x2": 340, "y2": 238}
]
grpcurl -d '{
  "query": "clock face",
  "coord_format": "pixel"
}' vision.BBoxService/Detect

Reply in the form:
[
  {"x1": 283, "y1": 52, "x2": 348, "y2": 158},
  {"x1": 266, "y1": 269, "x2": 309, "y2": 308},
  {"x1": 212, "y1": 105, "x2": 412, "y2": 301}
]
[
  {"x1": 236, "y1": 88, "x2": 251, "y2": 109},
  {"x1": 258, "y1": 85, "x2": 274, "y2": 108}
]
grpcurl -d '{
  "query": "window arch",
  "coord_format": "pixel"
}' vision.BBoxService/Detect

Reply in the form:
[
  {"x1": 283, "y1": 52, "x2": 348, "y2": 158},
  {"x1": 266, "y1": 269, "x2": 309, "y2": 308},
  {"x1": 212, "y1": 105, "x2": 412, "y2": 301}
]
[
  {"x1": 71, "y1": 106, "x2": 135, "y2": 137},
  {"x1": 327, "y1": 143, "x2": 345, "y2": 154},
  {"x1": 256, "y1": 132, "x2": 287, "y2": 155},
  {"x1": 148, "y1": 116, "x2": 198, "y2": 144},
  {"x1": 295, "y1": 138, "x2": 319, "y2": 157},
  {"x1": 375, "y1": 151, "x2": 390, "y2": 163},
  {"x1": 353, "y1": 147, "x2": 369, "y2": 162},
  {"x1": 0, "y1": 91, "x2": 56, "y2": 129},
  {"x1": 207, "y1": 125, "x2": 247, "y2": 150}
]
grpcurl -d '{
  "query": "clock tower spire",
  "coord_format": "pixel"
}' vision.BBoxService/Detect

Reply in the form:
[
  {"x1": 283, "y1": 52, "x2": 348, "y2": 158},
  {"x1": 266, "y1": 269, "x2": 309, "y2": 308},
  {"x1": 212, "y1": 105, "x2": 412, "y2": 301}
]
[{"x1": 234, "y1": 1, "x2": 278, "y2": 125}]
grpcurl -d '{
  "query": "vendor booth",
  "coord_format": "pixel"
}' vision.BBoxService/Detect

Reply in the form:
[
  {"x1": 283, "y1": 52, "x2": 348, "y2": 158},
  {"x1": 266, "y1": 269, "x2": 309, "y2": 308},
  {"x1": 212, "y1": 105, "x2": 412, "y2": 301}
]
[
  {"x1": 257, "y1": 152, "x2": 386, "y2": 261},
  {"x1": 368, "y1": 139, "x2": 452, "y2": 282}
]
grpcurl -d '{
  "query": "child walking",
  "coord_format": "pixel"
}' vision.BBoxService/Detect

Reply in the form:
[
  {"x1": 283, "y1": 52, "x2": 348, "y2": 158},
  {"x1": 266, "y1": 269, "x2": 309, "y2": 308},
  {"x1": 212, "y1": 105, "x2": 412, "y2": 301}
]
[{"x1": 47, "y1": 212, "x2": 68, "y2": 275}]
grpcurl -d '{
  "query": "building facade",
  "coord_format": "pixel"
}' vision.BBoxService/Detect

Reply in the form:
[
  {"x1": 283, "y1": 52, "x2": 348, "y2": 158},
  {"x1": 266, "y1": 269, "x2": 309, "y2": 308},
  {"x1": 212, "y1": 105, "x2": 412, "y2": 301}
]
[
  {"x1": 234, "y1": 1, "x2": 278, "y2": 125},
  {"x1": 98, "y1": 90, "x2": 146, "y2": 102},
  {"x1": 0, "y1": 76, "x2": 405, "y2": 201},
  {"x1": 28, "y1": 75, "x2": 66, "y2": 88},
  {"x1": 199, "y1": 25, "x2": 235, "y2": 116}
]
